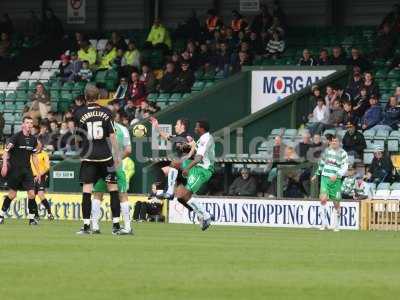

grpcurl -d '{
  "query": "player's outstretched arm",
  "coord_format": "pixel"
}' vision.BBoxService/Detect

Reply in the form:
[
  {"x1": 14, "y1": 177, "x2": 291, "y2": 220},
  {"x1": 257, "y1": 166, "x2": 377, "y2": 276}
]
[{"x1": 149, "y1": 117, "x2": 170, "y2": 141}]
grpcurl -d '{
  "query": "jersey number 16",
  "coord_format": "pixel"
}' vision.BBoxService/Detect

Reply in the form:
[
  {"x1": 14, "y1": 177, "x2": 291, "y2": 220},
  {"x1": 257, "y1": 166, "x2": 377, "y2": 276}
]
[{"x1": 87, "y1": 121, "x2": 104, "y2": 140}]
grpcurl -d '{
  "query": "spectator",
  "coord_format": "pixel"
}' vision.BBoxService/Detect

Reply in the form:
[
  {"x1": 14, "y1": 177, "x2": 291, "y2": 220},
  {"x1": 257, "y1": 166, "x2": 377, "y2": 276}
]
[
  {"x1": 112, "y1": 48, "x2": 125, "y2": 69},
  {"x1": 59, "y1": 120, "x2": 77, "y2": 151},
  {"x1": 342, "y1": 122, "x2": 366, "y2": 158},
  {"x1": 248, "y1": 31, "x2": 264, "y2": 56},
  {"x1": 38, "y1": 123, "x2": 52, "y2": 150},
  {"x1": 272, "y1": 135, "x2": 285, "y2": 161},
  {"x1": 127, "y1": 71, "x2": 146, "y2": 106},
  {"x1": 298, "y1": 49, "x2": 315, "y2": 66},
  {"x1": 366, "y1": 147, "x2": 394, "y2": 183},
  {"x1": 347, "y1": 48, "x2": 371, "y2": 73},
  {"x1": 140, "y1": 64, "x2": 156, "y2": 93},
  {"x1": 58, "y1": 54, "x2": 73, "y2": 82},
  {"x1": 204, "y1": 9, "x2": 223, "y2": 39},
  {"x1": 145, "y1": 18, "x2": 171, "y2": 52},
  {"x1": 317, "y1": 49, "x2": 330, "y2": 65},
  {"x1": 347, "y1": 71, "x2": 363, "y2": 100},
  {"x1": 329, "y1": 46, "x2": 347, "y2": 65},
  {"x1": 110, "y1": 32, "x2": 127, "y2": 51},
  {"x1": 341, "y1": 166, "x2": 356, "y2": 199},
  {"x1": 361, "y1": 96, "x2": 382, "y2": 130},
  {"x1": 225, "y1": 27, "x2": 239, "y2": 50},
  {"x1": 307, "y1": 96, "x2": 329, "y2": 135},
  {"x1": 374, "y1": 22, "x2": 396, "y2": 59},
  {"x1": 212, "y1": 42, "x2": 231, "y2": 78},
  {"x1": 124, "y1": 99, "x2": 136, "y2": 122},
  {"x1": 362, "y1": 72, "x2": 380, "y2": 99},
  {"x1": 98, "y1": 41, "x2": 117, "y2": 70},
  {"x1": 335, "y1": 87, "x2": 352, "y2": 102},
  {"x1": 372, "y1": 96, "x2": 400, "y2": 131},
  {"x1": 342, "y1": 101, "x2": 358, "y2": 127},
  {"x1": 231, "y1": 10, "x2": 247, "y2": 35},
  {"x1": 77, "y1": 61, "x2": 93, "y2": 82},
  {"x1": 309, "y1": 134, "x2": 324, "y2": 159},
  {"x1": 327, "y1": 99, "x2": 345, "y2": 128},
  {"x1": 283, "y1": 146, "x2": 300, "y2": 162},
  {"x1": 232, "y1": 51, "x2": 252, "y2": 73},
  {"x1": 0, "y1": 13, "x2": 14, "y2": 35},
  {"x1": 325, "y1": 85, "x2": 337, "y2": 107},
  {"x1": 353, "y1": 174, "x2": 371, "y2": 200},
  {"x1": 68, "y1": 51, "x2": 82, "y2": 81},
  {"x1": 26, "y1": 83, "x2": 51, "y2": 124},
  {"x1": 71, "y1": 95, "x2": 85, "y2": 116},
  {"x1": 42, "y1": 8, "x2": 63, "y2": 40},
  {"x1": 159, "y1": 62, "x2": 178, "y2": 93},
  {"x1": 122, "y1": 40, "x2": 141, "y2": 70},
  {"x1": 0, "y1": 32, "x2": 11, "y2": 59},
  {"x1": 353, "y1": 87, "x2": 370, "y2": 118},
  {"x1": 237, "y1": 41, "x2": 254, "y2": 65},
  {"x1": 134, "y1": 101, "x2": 150, "y2": 122},
  {"x1": 173, "y1": 61, "x2": 195, "y2": 93},
  {"x1": 283, "y1": 171, "x2": 305, "y2": 198},
  {"x1": 197, "y1": 43, "x2": 212, "y2": 70},
  {"x1": 113, "y1": 77, "x2": 129, "y2": 104},
  {"x1": 78, "y1": 40, "x2": 97, "y2": 67},
  {"x1": 265, "y1": 31, "x2": 285, "y2": 59},
  {"x1": 296, "y1": 131, "x2": 312, "y2": 160},
  {"x1": 228, "y1": 167, "x2": 257, "y2": 197},
  {"x1": 133, "y1": 183, "x2": 164, "y2": 222},
  {"x1": 395, "y1": 86, "x2": 400, "y2": 102}
]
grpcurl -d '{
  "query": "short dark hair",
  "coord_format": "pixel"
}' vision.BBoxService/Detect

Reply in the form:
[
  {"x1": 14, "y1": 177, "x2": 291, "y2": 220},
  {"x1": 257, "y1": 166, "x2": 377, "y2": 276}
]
[
  {"x1": 325, "y1": 133, "x2": 337, "y2": 142},
  {"x1": 196, "y1": 120, "x2": 210, "y2": 132},
  {"x1": 22, "y1": 116, "x2": 33, "y2": 123},
  {"x1": 177, "y1": 118, "x2": 189, "y2": 131},
  {"x1": 316, "y1": 96, "x2": 324, "y2": 102}
]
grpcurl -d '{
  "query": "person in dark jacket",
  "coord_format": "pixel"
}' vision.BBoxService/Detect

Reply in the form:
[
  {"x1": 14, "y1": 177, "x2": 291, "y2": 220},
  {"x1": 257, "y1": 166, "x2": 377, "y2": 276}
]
[
  {"x1": 173, "y1": 61, "x2": 195, "y2": 93},
  {"x1": 158, "y1": 62, "x2": 178, "y2": 93},
  {"x1": 342, "y1": 101, "x2": 359, "y2": 128},
  {"x1": 342, "y1": 122, "x2": 366, "y2": 158},
  {"x1": 361, "y1": 96, "x2": 382, "y2": 130},
  {"x1": 366, "y1": 147, "x2": 394, "y2": 183},
  {"x1": 347, "y1": 71, "x2": 363, "y2": 100},
  {"x1": 362, "y1": 72, "x2": 380, "y2": 99},
  {"x1": 298, "y1": 49, "x2": 315, "y2": 66},
  {"x1": 353, "y1": 87, "x2": 370, "y2": 118},
  {"x1": 372, "y1": 96, "x2": 400, "y2": 131},
  {"x1": 347, "y1": 48, "x2": 371, "y2": 73},
  {"x1": 58, "y1": 54, "x2": 73, "y2": 82},
  {"x1": 373, "y1": 22, "x2": 397, "y2": 59},
  {"x1": 329, "y1": 46, "x2": 347, "y2": 65},
  {"x1": 228, "y1": 168, "x2": 257, "y2": 196},
  {"x1": 317, "y1": 49, "x2": 330, "y2": 65},
  {"x1": 296, "y1": 131, "x2": 312, "y2": 160},
  {"x1": 212, "y1": 42, "x2": 232, "y2": 78}
]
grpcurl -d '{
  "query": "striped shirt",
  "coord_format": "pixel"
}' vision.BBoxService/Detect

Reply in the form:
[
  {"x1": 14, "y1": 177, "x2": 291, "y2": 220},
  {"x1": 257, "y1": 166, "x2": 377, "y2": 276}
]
[
  {"x1": 315, "y1": 147, "x2": 349, "y2": 178},
  {"x1": 341, "y1": 176, "x2": 355, "y2": 194},
  {"x1": 266, "y1": 40, "x2": 285, "y2": 54}
]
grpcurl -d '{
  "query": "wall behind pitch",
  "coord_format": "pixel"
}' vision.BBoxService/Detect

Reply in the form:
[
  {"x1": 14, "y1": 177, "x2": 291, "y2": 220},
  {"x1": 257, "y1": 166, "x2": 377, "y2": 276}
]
[
  {"x1": 103, "y1": 0, "x2": 145, "y2": 30},
  {"x1": 0, "y1": 0, "x2": 41, "y2": 31},
  {"x1": 343, "y1": 0, "x2": 397, "y2": 26}
]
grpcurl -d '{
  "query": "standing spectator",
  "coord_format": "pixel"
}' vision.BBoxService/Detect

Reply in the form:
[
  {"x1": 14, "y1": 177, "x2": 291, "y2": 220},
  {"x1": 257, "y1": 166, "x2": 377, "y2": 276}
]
[
  {"x1": 145, "y1": 18, "x2": 171, "y2": 52},
  {"x1": 204, "y1": 9, "x2": 223, "y2": 39},
  {"x1": 127, "y1": 71, "x2": 146, "y2": 106},
  {"x1": 372, "y1": 96, "x2": 400, "y2": 131},
  {"x1": 329, "y1": 46, "x2": 347, "y2": 65},
  {"x1": 42, "y1": 8, "x2": 63, "y2": 40},
  {"x1": 158, "y1": 62, "x2": 178, "y2": 93},
  {"x1": 173, "y1": 61, "x2": 195, "y2": 93},
  {"x1": 296, "y1": 131, "x2": 312, "y2": 160},
  {"x1": 362, "y1": 72, "x2": 380, "y2": 99},
  {"x1": 366, "y1": 147, "x2": 394, "y2": 183},
  {"x1": 307, "y1": 97, "x2": 330, "y2": 135},
  {"x1": 78, "y1": 40, "x2": 97, "y2": 68},
  {"x1": 342, "y1": 122, "x2": 366, "y2": 158},
  {"x1": 228, "y1": 167, "x2": 257, "y2": 197},
  {"x1": 353, "y1": 87, "x2": 370, "y2": 118},
  {"x1": 26, "y1": 83, "x2": 51, "y2": 124},
  {"x1": 58, "y1": 54, "x2": 73, "y2": 82},
  {"x1": 140, "y1": 64, "x2": 156, "y2": 93},
  {"x1": 230, "y1": 10, "x2": 247, "y2": 35},
  {"x1": 361, "y1": 96, "x2": 382, "y2": 130},
  {"x1": 77, "y1": 61, "x2": 93, "y2": 82},
  {"x1": 374, "y1": 22, "x2": 397, "y2": 59},
  {"x1": 0, "y1": 32, "x2": 11, "y2": 59},
  {"x1": 265, "y1": 31, "x2": 285, "y2": 59},
  {"x1": 347, "y1": 48, "x2": 371, "y2": 73},
  {"x1": 347, "y1": 71, "x2": 363, "y2": 100},
  {"x1": 317, "y1": 49, "x2": 330, "y2": 65},
  {"x1": 298, "y1": 49, "x2": 315, "y2": 66}
]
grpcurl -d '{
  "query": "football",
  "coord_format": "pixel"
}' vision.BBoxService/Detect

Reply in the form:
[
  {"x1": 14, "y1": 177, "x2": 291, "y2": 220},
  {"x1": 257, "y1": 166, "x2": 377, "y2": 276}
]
[{"x1": 132, "y1": 124, "x2": 148, "y2": 138}]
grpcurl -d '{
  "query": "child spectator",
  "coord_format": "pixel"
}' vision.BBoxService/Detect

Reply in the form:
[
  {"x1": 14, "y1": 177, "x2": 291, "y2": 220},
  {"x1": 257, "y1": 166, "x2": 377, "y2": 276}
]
[
  {"x1": 325, "y1": 85, "x2": 337, "y2": 107},
  {"x1": 342, "y1": 101, "x2": 358, "y2": 126},
  {"x1": 347, "y1": 71, "x2": 363, "y2": 100},
  {"x1": 353, "y1": 87, "x2": 370, "y2": 117},
  {"x1": 78, "y1": 60, "x2": 93, "y2": 82},
  {"x1": 353, "y1": 174, "x2": 371, "y2": 200},
  {"x1": 341, "y1": 166, "x2": 356, "y2": 199}
]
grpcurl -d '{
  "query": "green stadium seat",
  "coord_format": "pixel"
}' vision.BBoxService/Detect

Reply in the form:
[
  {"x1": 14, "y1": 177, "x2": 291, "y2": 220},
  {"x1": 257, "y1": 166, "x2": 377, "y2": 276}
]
[
  {"x1": 182, "y1": 93, "x2": 191, "y2": 99},
  {"x1": 4, "y1": 113, "x2": 15, "y2": 123},
  {"x1": 4, "y1": 103, "x2": 16, "y2": 112},
  {"x1": 62, "y1": 81, "x2": 74, "y2": 92},
  {"x1": 3, "y1": 125, "x2": 12, "y2": 135},
  {"x1": 147, "y1": 93, "x2": 158, "y2": 101},
  {"x1": 16, "y1": 90, "x2": 28, "y2": 102},
  {"x1": 283, "y1": 129, "x2": 298, "y2": 139},
  {"x1": 387, "y1": 69, "x2": 400, "y2": 79},
  {"x1": 73, "y1": 81, "x2": 86, "y2": 92},
  {"x1": 157, "y1": 93, "x2": 170, "y2": 102},
  {"x1": 17, "y1": 81, "x2": 29, "y2": 91},
  {"x1": 204, "y1": 82, "x2": 215, "y2": 89},
  {"x1": 363, "y1": 129, "x2": 375, "y2": 139},
  {"x1": 15, "y1": 103, "x2": 26, "y2": 111},
  {"x1": 0, "y1": 92, "x2": 5, "y2": 101},
  {"x1": 158, "y1": 102, "x2": 168, "y2": 109},
  {"x1": 214, "y1": 70, "x2": 224, "y2": 80},
  {"x1": 50, "y1": 90, "x2": 60, "y2": 101},
  {"x1": 95, "y1": 70, "x2": 107, "y2": 84},
  {"x1": 202, "y1": 70, "x2": 216, "y2": 81},
  {"x1": 50, "y1": 81, "x2": 62, "y2": 91},
  {"x1": 169, "y1": 93, "x2": 182, "y2": 102},
  {"x1": 191, "y1": 81, "x2": 205, "y2": 92},
  {"x1": 5, "y1": 92, "x2": 16, "y2": 102},
  {"x1": 270, "y1": 128, "x2": 285, "y2": 137}
]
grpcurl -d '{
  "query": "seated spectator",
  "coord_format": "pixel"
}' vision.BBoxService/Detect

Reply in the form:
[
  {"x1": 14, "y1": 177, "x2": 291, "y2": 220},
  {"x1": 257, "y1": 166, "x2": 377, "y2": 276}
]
[
  {"x1": 342, "y1": 166, "x2": 357, "y2": 199},
  {"x1": 373, "y1": 22, "x2": 396, "y2": 59},
  {"x1": 127, "y1": 72, "x2": 146, "y2": 107},
  {"x1": 71, "y1": 95, "x2": 86, "y2": 116},
  {"x1": 122, "y1": 40, "x2": 140, "y2": 70},
  {"x1": 113, "y1": 77, "x2": 129, "y2": 105},
  {"x1": 98, "y1": 41, "x2": 117, "y2": 70},
  {"x1": 269, "y1": 16, "x2": 285, "y2": 37},
  {"x1": 158, "y1": 62, "x2": 178, "y2": 93},
  {"x1": 317, "y1": 49, "x2": 330, "y2": 65},
  {"x1": 329, "y1": 46, "x2": 347, "y2": 65},
  {"x1": 230, "y1": 10, "x2": 248, "y2": 35},
  {"x1": 78, "y1": 40, "x2": 97, "y2": 68},
  {"x1": 353, "y1": 87, "x2": 370, "y2": 117},
  {"x1": 366, "y1": 147, "x2": 394, "y2": 183},
  {"x1": 325, "y1": 85, "x2": 336, "y2": 107},
  {"x1": 212, "y1": 42, "x2": 231, "y2": 78},
  {"x1": 140, "y1": 64, "x2": 156, "y2": 93},
  {"x1": 112, "y1": 48, "x2": 125, "y2": 69},
  {"x1": 307, "y1": 96, "x2": 330, "y2": 135},
  {"x1": 228, "y1": 167, "x2": 257, "y2": 197},
  {"x1": 110, "y1": 32, "x2": 127, "y2": 51},
  {"x1": 309, "y1": 134, "x2": 324, "y2": 159},
  {"x1": 248, "y1": 31, "x2": 264, "y2": 56},
  {"x1": 272, "y1": 135, "x2": 285, "y2": 161},
  {"x1": 133, "y1": 183, "x2": 164, "y2": 222},
  {"x1": 145, "y1": 18, "x2": 171, "y2": 52},
  {"x1": 197, "y1": 43, "x2": 212, "y2": 70},
  {"x1": 232, "y1": 51, "x2": 252, "y2": 73},
  {"x1": 134, "y1": 101, "x2": 150, "y2": 122},
  {"x1": 353, "y1": 174, "x2": 371, "y2": 200},
  {"x1": 173, "y1": 61, "x2": 195, "y2": 93},
  {"x1": 327, "y1": 99, "x2": 345, "y2": 128},
  {"x1": 77, "y1": 60, "x2": 93, "y2": 82},
  {"x1": 283, "y1": 171, "x2": 305, "y2": 198},
  {"x1": 0, "y1": 32, "x2": 11, "y2": 59},
  {"x1": 296, "y1": 131, "x2": 312, "y2": 160},
  {"x1": 347, "y1": 71, "x2": 363, "y2": 100},
  {"x1": 372, "y1": 96, "x2": 400, "y2": 131},
  {"x1": 59, "y1": 120, "x2": 77, "y2": 151},
  {"x1": 342, "y1": 122, "x2": 366, "y2": 158},
  {"x1": 58, "y1": 54, "x2": 73, "y2": 82},
  {"x1": 38, "y1": 123, "x2": 53, "y2": 151},
  {"x1": 362, "y1": 72, "x2": 379, "y2": 99},
  {"x1": 25, "y1": 83, "x2": 51, "y2": 124},
  {"x1": 342, "y1": 101, "x2": 358, "y2": 126},
  {"x1": 335, "y1": 87, "x2": 351, "y2": 102},
  {"x1": 69, "y1": 51, "x2": 82, "y2": 81},
  {"x1": 347, "y1": 48, "x2": 371, "y2": 73},
  {"x1": 265, "y1": 31, "x2": 285, "y2": 59},
  {"x1": 298, "y1": 49, "x2": 315, "y2": 66},
  {"x1": 284, "y1": 146, "x2": 300, "y2": 162},
  {"x1": 361, "y1": 96, "x2": 382, "y2": 130}
]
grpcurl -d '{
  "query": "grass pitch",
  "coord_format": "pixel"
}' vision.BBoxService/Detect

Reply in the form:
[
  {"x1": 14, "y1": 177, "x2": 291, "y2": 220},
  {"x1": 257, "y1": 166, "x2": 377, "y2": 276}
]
[{"x1": 0, "y1": 220, "x2": 399, "y2": 300}]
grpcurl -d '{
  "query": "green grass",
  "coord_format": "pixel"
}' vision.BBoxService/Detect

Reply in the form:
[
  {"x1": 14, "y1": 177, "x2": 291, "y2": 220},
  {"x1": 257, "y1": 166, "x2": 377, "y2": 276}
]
[{"x1": 1, "y1": 220, "x2": 400, "y2": 300}]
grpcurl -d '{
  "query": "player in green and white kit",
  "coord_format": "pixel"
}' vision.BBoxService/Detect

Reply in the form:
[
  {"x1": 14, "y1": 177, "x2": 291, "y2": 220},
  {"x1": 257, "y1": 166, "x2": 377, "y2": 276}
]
[
  {"x1": 311, "y1": 134, "x2": 348, "y2": 231},
  {"x1": 176, "y1": 120, "x2": 215, "y2": 231},
  {"x1": 91, "y1": 113, "x2": 135, "y2": 235}
]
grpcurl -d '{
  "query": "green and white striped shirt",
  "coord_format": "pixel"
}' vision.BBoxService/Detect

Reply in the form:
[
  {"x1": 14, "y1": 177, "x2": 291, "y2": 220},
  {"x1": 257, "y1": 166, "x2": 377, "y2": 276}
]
[
  {"x1": 341, "y1": 176, "x2": 355, "y2": 194},
  {"x1": 315, "y1": 147, "x2": 349, "y2": 178}
]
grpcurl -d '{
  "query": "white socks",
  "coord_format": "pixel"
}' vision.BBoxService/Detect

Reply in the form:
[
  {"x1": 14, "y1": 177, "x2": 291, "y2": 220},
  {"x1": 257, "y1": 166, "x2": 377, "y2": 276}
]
[
  {"x1": 166, "y1": 168, "x2": 178, "y2": 195},
  {"x1": 333, "y1": 208, "x2": 341, "y2": 230},
  {"x1": 91, "y1": 198, "x2": 101, "y2": 230},
  {"x1": 187, "y1": 198, "x2": 210, "y2": 221},
  {"x1": 321, "y1": 203, "x2": 328, "y2": 228},
  {"x1": 120, "y1": 201, "x2": 131, "y2": 231}
]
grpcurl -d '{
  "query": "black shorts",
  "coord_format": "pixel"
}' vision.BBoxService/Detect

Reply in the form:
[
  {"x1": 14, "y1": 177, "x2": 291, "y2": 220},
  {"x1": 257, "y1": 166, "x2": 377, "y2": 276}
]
[
  {"x1": 6, "y1": 168, "x2": 35, "y2": 191},
  {"x1": 35, "y1": 174, "x2": 49, "y2": 193},
  {"x1": 79, "y1": 159, "x2": 117, "y2": 184}
]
